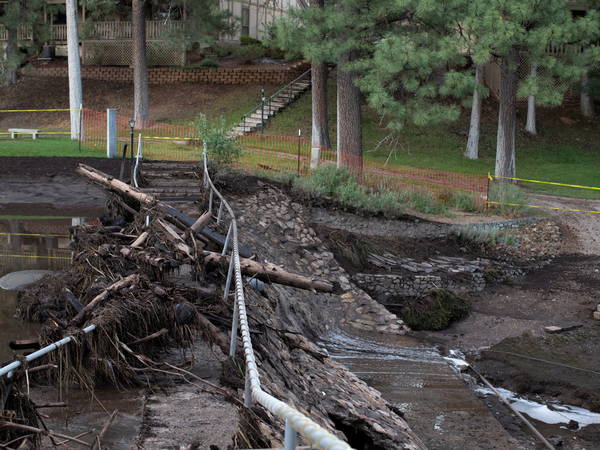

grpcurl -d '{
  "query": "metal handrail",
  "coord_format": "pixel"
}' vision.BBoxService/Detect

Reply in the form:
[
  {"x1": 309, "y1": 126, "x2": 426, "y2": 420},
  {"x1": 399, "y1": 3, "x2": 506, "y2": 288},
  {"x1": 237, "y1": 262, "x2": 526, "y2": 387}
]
[
  {"x1": 238, "y1": 69, "x2": 311, "y2": 134},
  {"x1": 202, "y1": 144, "x2": 351, "y2": 450}
]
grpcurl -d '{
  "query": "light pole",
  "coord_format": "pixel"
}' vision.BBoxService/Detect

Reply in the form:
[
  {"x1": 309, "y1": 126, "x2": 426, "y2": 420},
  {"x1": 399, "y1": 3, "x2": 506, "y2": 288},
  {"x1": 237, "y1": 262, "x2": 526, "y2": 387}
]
[{"x1": 129, "y1": 119, "x2": 136, "y2": 182}]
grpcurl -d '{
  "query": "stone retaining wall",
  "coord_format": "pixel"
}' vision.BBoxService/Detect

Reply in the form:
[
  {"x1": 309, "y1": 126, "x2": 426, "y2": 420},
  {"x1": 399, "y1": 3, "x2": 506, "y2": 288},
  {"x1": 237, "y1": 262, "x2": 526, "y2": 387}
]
[{"x1": 28, "y1": 63, "x2": 307, "y2": 85}]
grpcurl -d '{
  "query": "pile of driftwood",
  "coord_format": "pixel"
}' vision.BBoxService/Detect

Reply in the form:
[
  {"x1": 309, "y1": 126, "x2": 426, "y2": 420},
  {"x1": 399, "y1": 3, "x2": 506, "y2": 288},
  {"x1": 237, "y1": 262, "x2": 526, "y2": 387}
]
[{"x1": 2, "y1": 163, "x2": 339, "y2": 448}]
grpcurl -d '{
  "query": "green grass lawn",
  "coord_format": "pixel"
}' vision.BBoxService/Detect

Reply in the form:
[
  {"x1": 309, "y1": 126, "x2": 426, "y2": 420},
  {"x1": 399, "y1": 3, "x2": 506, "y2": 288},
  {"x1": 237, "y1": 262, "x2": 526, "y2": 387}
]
[
  {"x1": 0, "y1": 138, "x2": 104, "y2": 158},
  {"x1": 265, "y1": 80, "x2": 600, "y2": 199}
]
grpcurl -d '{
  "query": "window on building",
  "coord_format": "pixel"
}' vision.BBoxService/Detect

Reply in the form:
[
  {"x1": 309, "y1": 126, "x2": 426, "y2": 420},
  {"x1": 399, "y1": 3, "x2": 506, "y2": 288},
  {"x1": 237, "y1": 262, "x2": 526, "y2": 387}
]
[{"x1": 241, "y1": 7, "x2": 250, "y2": 37}]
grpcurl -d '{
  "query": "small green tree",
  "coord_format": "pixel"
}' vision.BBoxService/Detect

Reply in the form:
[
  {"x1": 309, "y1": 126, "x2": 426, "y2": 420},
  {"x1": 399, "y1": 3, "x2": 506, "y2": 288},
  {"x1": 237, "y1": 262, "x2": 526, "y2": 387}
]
[{"x1": 196, "y1": 114, "x2": 242, "y2": 165}]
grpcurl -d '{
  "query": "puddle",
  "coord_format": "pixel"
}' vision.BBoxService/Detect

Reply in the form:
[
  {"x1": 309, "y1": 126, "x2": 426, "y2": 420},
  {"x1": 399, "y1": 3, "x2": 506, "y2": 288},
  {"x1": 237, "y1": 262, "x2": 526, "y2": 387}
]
[
  {"x1": 0, "y1": 208, "x2": 101, "y2": 363},
  {"x1": 29, "y1": 385, "x2": 144, "y2": 449}
]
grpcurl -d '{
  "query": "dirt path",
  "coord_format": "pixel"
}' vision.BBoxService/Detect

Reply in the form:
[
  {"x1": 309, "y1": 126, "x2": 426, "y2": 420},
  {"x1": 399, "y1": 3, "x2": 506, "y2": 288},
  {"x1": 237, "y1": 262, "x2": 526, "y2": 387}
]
[{"x1": 530, "y1": 193, "x2": 600, "y2": 255}]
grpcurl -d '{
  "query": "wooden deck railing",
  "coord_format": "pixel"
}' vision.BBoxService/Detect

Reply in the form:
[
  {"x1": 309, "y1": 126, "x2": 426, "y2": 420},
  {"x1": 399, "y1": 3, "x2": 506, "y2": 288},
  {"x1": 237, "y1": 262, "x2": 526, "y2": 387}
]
[{"x1": 0, "y1": 20, "x2": 184, "y2": 42}]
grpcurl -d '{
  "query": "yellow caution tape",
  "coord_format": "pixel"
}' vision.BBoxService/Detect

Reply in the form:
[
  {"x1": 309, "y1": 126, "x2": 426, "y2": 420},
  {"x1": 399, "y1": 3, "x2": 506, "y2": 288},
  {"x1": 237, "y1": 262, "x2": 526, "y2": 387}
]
[
  {"x1": 0, "y1": 232, "x2": 70, "y2": 238},
  {"x1": 487, "y1": 201, "x2": 600, "y2": 214},
  {"x1": 0, "y1": 108, "x2": 80, "y2": 112},
  {"x1": 0, "y1": 132, "x2": 74, "y2": 135},
  {"x1": 0, "y1": 253, "x2": 71, "y2": 260},
  {"x1": 491, "y1": 175, "x2": 600, "y2": 191},
  {"x1": 143, "y1": 136, "x2": 201, "y2": 141}
]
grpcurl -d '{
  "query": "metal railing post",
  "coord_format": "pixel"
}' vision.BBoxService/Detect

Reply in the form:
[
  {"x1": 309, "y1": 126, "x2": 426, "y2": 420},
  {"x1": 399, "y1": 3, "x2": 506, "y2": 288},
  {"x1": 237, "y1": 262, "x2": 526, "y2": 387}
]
[
  {"x1": 229, "y1": 299, "x2": 239, "y2": 356},
  {"x1": 208, "y1": 189, "x2": 213, "y2": 213},
  {"x1": 223, "y1": 253, "x2": 235, "y2": 301},
  {"x1": 261, "y1": 88, "x2": 265, "y2": 134},
  {"x1": 284, "y1": 419, "x2": 298, "y2": 450},
  {"x1": 222, "y1": 223, "x2": 232, "y2": 255},
  {"x1": 217, "y1": 201, "x2": 224, "y2": 225}
]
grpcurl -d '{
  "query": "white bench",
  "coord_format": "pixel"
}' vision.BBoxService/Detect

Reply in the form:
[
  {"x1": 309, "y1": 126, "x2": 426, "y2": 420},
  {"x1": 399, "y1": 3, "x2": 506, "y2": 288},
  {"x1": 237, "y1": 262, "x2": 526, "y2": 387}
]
[{"x1": 9, "y1": 128, "x2": 40, "y2": 139}]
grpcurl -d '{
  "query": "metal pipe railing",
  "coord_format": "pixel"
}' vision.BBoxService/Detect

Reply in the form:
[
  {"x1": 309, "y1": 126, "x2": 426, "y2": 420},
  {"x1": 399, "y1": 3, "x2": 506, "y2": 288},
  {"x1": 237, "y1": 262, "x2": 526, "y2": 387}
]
[
  {"x1": 202, "y1": 144, "x2": 352, "y2": 450},
  {"x1": 0, "y1": 325, "x2": 96, "y2": 378}
]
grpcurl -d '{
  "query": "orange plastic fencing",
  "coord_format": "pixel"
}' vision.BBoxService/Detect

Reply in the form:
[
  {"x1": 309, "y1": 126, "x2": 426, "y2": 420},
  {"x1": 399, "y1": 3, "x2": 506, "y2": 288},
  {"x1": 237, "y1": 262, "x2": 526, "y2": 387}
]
[
  {"x1": 80, "y1": 110, "x2": 487, "y2": 208},
  {"x1": 81, "y1": 109, "x2": 201, "y2": 160},
  {"x1": 237, "y1": 134, "x2": 489, "y2": 209}
]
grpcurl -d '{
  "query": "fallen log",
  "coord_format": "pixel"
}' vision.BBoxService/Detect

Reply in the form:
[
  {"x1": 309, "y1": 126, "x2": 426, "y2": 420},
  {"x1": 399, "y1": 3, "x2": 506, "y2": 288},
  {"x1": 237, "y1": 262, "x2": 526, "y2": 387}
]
[
  {"x1": 155, "y1": 219, "x2": 197, "y2": 259},
  {"x1": 190, "y1": 211, "x2": 212, "y2": 233},
  {"x1": 71, "y1": 274, "x2": 139, "y2": 326},
  {"x1": 203, "y1": 251, "x2": 334, "y2": 293},
  {"x1": 77, "y1": 163, "x2": 253, "y2": 257},
  {"x1": 131, "y1": 231, "x2": 149, "y2": 249},
  {"x1": 119, "y1": 247, "x2": 179, "y2": 270}
]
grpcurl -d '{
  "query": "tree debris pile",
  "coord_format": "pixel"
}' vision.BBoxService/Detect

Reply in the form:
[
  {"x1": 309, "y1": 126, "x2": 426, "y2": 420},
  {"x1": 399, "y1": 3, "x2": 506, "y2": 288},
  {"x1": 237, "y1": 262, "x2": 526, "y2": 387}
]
[
  {"x1": 3, "y1": 163, "x2": 427, "y2": 449},
  {"x1": 15, "y1": 217, "x2": 228, "y2": 389}
]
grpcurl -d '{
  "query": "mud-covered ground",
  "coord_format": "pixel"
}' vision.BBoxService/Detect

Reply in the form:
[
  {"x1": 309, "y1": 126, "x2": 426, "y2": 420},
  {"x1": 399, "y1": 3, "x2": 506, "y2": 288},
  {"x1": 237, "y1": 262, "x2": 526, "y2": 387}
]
[{"x1": 3, "y1": 160, "x2": 600, "y2": 449}]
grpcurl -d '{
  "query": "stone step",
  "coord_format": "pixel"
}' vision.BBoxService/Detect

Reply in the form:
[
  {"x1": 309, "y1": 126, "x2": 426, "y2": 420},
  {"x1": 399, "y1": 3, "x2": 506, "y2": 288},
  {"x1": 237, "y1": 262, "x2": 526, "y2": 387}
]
[
  {"x1": 141, "y1": 187, "x2": 203, "y2": 195},
  {"x1": 142, "y1": 162, "x2": 200, "y2": 170},
  {"x1": 142, "y1": 170, "x2": 198, "y2": 178},
  {"x1": 144, "y1": 179, "x2": 200, "y2": 187}
]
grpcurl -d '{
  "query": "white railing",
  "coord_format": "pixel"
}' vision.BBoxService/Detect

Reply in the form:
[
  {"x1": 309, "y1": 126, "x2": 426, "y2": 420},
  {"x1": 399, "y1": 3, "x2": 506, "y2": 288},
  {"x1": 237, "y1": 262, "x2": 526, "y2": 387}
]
[{"x1": 202, "y1": 145, "x2": 352, "y2": 450}]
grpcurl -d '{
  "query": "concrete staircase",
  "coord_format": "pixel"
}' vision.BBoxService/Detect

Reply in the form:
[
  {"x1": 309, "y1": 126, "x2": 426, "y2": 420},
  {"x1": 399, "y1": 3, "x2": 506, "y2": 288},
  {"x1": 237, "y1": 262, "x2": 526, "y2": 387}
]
[
  {"x1": 231, "y1": 69, "x2": 311, "y2": 136},
  {"x1": 140, "y1": 161, "x2": 202, "y2": 202}
]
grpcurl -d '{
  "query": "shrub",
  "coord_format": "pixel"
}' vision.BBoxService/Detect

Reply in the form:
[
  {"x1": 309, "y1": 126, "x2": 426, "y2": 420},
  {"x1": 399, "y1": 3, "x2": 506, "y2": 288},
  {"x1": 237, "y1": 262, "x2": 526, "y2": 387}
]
[
  {"x1": 240, "y1": 36, "x2": 262, "y2": 46},
  {"x1": 451, "y1": 225, "x2": 517, "y2": 247},
  {"x1": 488, "y1": 182, "x2": 531, "y2": 216},
  {"x1": 211, "y1": 45, "x2": 232, "y2": 58},
  {"x1": 447, "y1": 190, "x2": 479, "y2": 212},
  {"x1": 400, "y1": 289, "x2": 470, "y2": 331},
  {"x1": 232, "y1": 44, "x2": 266, "y2": 64},
  {"x1": 195, "y1": 114, "x2": 241, "y2": 165},
  {"x1": 303, "y1": 164, "x2": 353, "y2": 196},
  {"x1": 199, "y1": 58, "x2": 219, "y2": 68}
]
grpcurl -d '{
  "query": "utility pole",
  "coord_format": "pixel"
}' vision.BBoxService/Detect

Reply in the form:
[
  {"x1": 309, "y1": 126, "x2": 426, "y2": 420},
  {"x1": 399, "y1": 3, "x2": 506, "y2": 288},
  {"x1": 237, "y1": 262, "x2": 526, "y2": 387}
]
[{"x1": 66, "y1": 0, "x2": 83, "y2": 140}]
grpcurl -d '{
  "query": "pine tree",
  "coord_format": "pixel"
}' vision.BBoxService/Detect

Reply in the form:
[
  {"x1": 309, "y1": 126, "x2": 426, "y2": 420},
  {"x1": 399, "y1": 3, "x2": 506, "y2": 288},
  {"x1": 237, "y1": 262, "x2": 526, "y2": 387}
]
[
  {"x1": 353, "y1": 1, "x2": 473, "y2": 143},
  {"x1": 0, "y1": 0, "x2": 45, "y2": 85},
  {"x1": 463, "y1": 0, "x2": 600, "y2": 179}
]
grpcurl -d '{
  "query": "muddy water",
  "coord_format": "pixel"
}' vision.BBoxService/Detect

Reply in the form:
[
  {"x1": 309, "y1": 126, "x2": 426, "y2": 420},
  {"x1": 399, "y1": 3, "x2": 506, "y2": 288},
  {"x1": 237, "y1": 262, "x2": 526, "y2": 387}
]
[
  {"x1": 0, "y1": 212, "x2": 83, "y2": 362},
  {"x1": 321, "y1": 331, "x2": 520, "y2": 450}
]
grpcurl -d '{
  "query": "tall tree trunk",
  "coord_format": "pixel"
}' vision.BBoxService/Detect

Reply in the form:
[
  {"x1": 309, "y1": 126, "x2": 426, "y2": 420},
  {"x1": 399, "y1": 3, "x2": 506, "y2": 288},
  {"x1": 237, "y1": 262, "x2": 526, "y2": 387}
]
[
  {"x1": 4, "y1": 26, "x2": 18, "y2": 85},
  {"x1": 66, "y1": 0, "x2": 82, "y2": 139},
  {"x1": 465, "y1": 64, "x2": 483, "y2": 160},
  {"x1": 309, "y1": 0, "x2": 330, "y2": 169},
  {"x1": 525, "y1": 63, "x2": 538, "y2": 135},
  {"x1": 336, "y1": 51, "x2": 362, "y2": 171},
  {"x1": 310, "y1": 61, "x2": 331, "y2": 168},
  {"x1": 132, "y1": 0, "x2": 149, "y2": 123},
  {"x1": 495, "y1": 49, "x2": 518, "y2": 180},
  {"x1": 581, "y1": 69, "x2": 595, "y2": 118}
]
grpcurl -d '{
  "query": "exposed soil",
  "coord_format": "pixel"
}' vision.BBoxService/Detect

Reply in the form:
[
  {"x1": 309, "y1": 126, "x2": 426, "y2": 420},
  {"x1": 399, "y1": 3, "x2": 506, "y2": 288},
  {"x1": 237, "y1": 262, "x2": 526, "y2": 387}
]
[
  {"x1": 0, "y1": 76, "x2": 275, "y2": 129},
  {"x1": 0, "y1": 157, "x2": 129, "y2": 208}
]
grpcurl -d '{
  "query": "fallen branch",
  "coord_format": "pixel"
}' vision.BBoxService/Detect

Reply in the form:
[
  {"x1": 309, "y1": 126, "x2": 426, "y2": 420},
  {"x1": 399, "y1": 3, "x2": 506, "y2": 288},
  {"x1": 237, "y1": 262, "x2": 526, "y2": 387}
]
[
  {"x1": 203, "y1": 251, "x2": 334, "y2": 293},
  {"x1": 155, "y1": 219, "x2": 196, "y2": 259},
  {"x1": 128, "y1": 328, "x2": 168, "y2": 346},
  {"x1": 130, "y1": 231, "x2": 149, "y2": 249},
  {"x1": 0, "y1": 421, "x2": 91, "y2": 447},
  {"x1": 91, "y1": 410, "x2": 118, "y2": 450},
  {"x1": 190, "y1": 211, "x2": 212, "y2": 233},
  {"x1": 70, "y1": 274, "x2": 139, "y2": 326}
]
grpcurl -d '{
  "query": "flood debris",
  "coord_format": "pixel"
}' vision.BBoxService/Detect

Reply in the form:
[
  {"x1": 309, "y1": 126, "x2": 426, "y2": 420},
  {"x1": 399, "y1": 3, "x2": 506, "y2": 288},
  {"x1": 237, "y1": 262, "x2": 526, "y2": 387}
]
[{"x1": 2, "y1": 164, "x2": 425, "y2": 449}]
